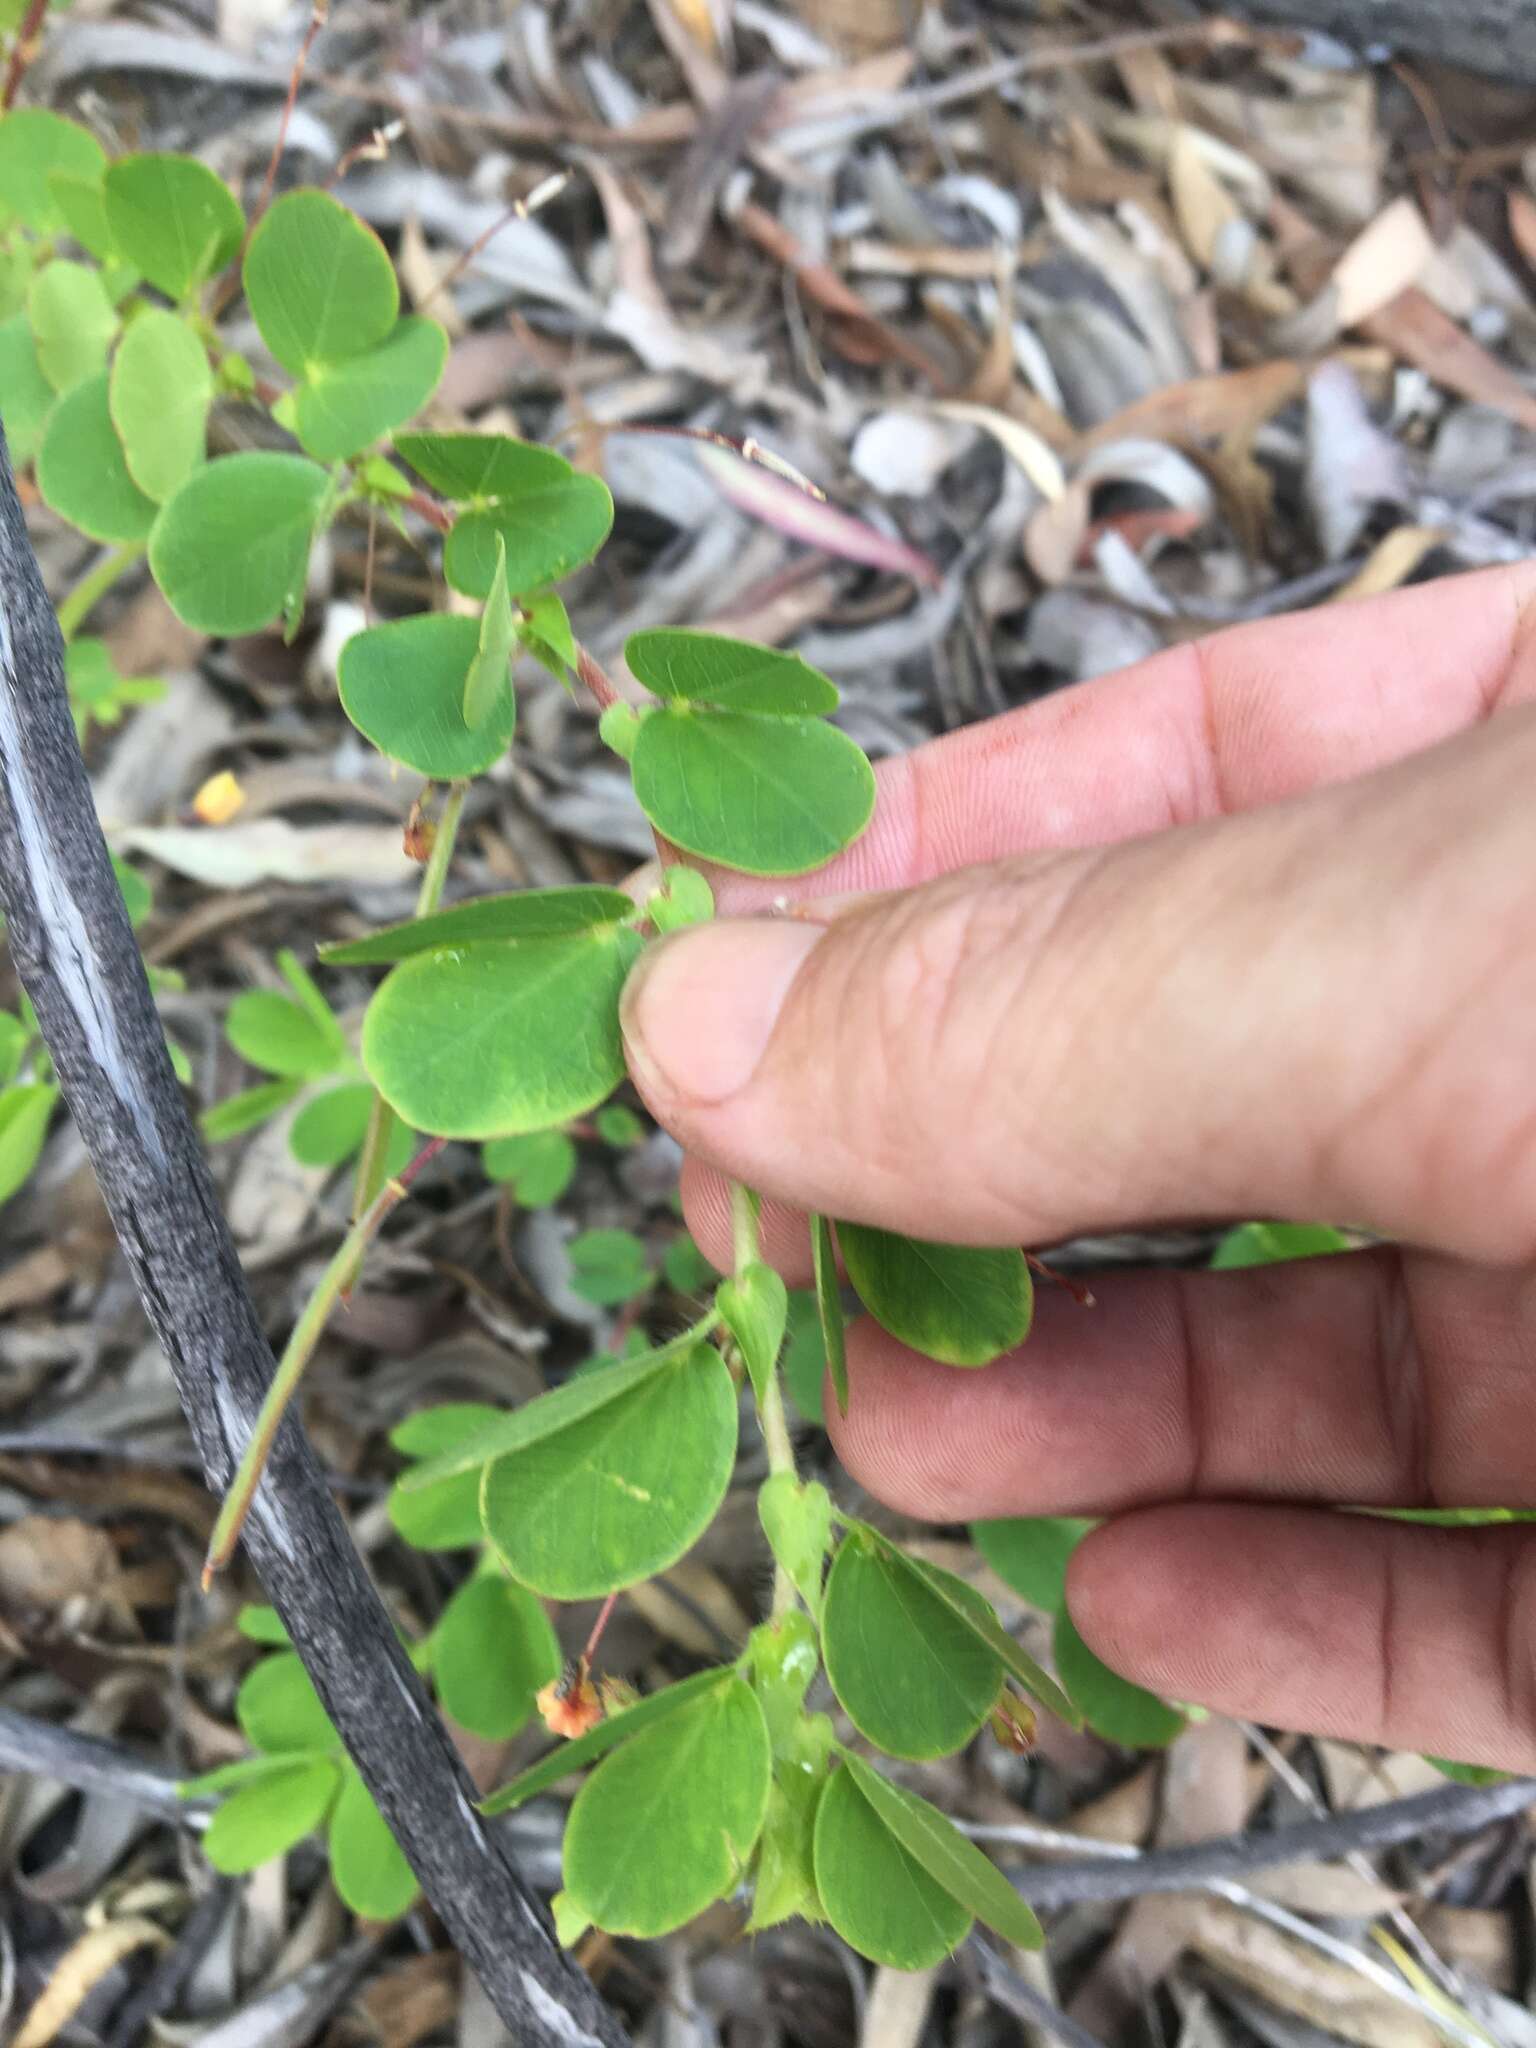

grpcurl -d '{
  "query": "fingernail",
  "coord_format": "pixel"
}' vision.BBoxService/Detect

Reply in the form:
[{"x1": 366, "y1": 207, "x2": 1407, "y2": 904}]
[{"x1": 622, "y1": 918, "x2": 825, "y2": 1106}]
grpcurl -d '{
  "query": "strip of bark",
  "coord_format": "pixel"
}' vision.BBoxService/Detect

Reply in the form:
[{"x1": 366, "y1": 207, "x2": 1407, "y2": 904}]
[{"x1": 0, "y1": 426, "x2": 626, "y2": 2048}]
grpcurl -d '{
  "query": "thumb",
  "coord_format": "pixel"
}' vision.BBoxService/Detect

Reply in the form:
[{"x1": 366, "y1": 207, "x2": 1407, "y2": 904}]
[{"x1": 619, "y1": 710, "x2": 1536, "y2": 1261}]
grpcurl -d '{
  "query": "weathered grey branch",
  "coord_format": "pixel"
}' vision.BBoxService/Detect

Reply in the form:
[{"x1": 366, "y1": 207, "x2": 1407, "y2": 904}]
[
  {"x1": 0, "y1": 1706, "x2": 198, "y2": 1822},
  {"x1": 1182, "y1": 0, "x2": 1536, "y2": 84},
  {"x1": 0, "y1": 424, "x2": 626, "y2": 2048}
]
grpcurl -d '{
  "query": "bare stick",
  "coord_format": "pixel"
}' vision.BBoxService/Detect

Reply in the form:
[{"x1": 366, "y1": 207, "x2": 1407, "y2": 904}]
[{"x1": 0, "y1": 421, "x2": 626, "y2": 2048}]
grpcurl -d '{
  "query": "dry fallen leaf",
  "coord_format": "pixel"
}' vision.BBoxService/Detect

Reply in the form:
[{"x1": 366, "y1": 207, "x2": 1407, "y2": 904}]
[
  {"x1": 14, "y1": 1917, "x2": 170, "y2": 2048},
  {"x1": 120, "y1": 820, "x2": 419, "y2": 888},
  {"x1": 1331, "y1": 197, "x2": 1435, "y2": 329},
  {"x1": 1331, "y1": 525, "x2": 1448, "y2": 603}
]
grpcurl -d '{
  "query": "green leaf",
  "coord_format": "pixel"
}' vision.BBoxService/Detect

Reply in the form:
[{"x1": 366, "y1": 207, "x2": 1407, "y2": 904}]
[
  {"x1": 840, "y1": 1752, "x2": 1043, "y2": 1951},
  {"x1": 480, "y1": 1343, "x2": 739, "y2": 1599},
  {"x1": 236, "y1": 1652, "x2": 337, "y2": 1753},
  {"x1": 0, "y1": 1012, "x2": 29, "y2": 1087},
  {"x1": 481, "y1": 1128, "x2": 577, "y2": 1206},
  {"x1": 201, "y1": 1078, "x2": 303, "y2": 1142},
  {"x1": 748, "y1": 1711, "x2": 833, "y2": 1930},
  {"x1": 394, "y1": 430, "x2": 573, "y2": 503},
  {"x1": 0, "y1": 240, "x2": 33, "y2": 320},
  {"x1": 27, "y1": 260, "x2": 117, "y2": 392},
  {"x1": 594, "y1": 1104, "x2": 644, "y2": 1147},
  {"x1": 227, "y1": 989, "x2": 345, "y2": 1079},
  {"x1": 275, "y1": 948, "x2": 348, "y2": 1057},
  {"x1": 182, "y1": 1751, "x2": 313, "y2": 1799},
  {"x1": 482, "y1": 1666, "x2": 732, "y2": 1815},
  {"x1": 362, "y1": 926, "x2": 641, "y2": 1141},
  {"x1": 647, "y1": 865, "x2": 714, "y2": 935},
  {"x1": 971, "y1": 1517, "x2": 1094, "y2": 1614},
  {"x1": 718, "y1": 1261, "x2": 788, "y2": 1407},
  {"x1": 49, "y1": 172, "x2": 116, "y2": 261},
  {"x1": 663, "y1": 1233, "x2": 715, "y2": 1294},
  {"x1": 109, "y1": 309, "x2": 211, "y2": 502},
  {"x1": 238, "y1": 1604, "x2": 292, "y2": 1645},
  {"x1": 36, "y1": 373, "x2": 155, "y2": 543},
  {"x1": 388, "y1": 1401, "x2": 502, "y2": 1551},
  {"x1": 244, "y1": 189, "x2": 396, "y2": 375},
  {"x1": 567, "y1": 1227, "x2": 651, "y2": 1306},
  {"x1": 444, "y1": 482, "x2": 614, "y2": 601},
  {"x1": 149, "y1": 452, "x2": 329, "y2": 635},
  {"x1": 1053, "y1": 1608, "x2": 1185, "y2": 1748},
  {"x1": 0, "y1": 312, "x2": 54, "y2": 464},
  {"x1": 0, "y1": 111, "x2": 106, "y2": 232},
  {"x1": 822, "y1": 1534, "x2": 1002, "y2": 1760},
  {"x1": 598, "y1": 702, "x2": 640, "y2": 761},
  {"x1": 337, "y1": 612, "x2": 513, "y2": 780},
  {"x1": 562, "y1": 1673, "x2": 771, "y2": 1937},
  {"x1": 391, "y1": 1402, "x2": 504, "y2": 1459},
  {"x1": 328, "y1": 1768, "x2": 420, "y2": 1919},
  {"x1": 320, "y1": 885, "x2": 634, "y2": 966},
  {"x1": 748, "y1": 1610, "x2": 821, "y2": 1750},
  {"x1": 813, "y1": 1765, "x2": 970, "y2": 1970},
  {"x1": 519, "y1": 589, "x2": 576, "y2": 676},
  {"x1": 626, "y1": 629, "x2": 839, "y2": 714},
  {"x1": 202, "y1": 1757, "x2": 339, "y2": 1872},
  {"x1": 431, "y1": 1575, "x2": 560, "y2": 1739},
  {"x1": 758, "y1": 1473, "x2": 832, "y2": 1619},
  {"x1": 289, "y1": 1082, "x2": 375, "y2": 1168},
  {"x1": 810, "y1": 1214, "x2": 848, "y2": 1415},
  {"x1": 0, "y1": 1083, "x2": 56, "y2": 1204},
  {"x1": 102, "y1": 154, "x2": 242, "y2": 300},
  {"x1": 1426, "y1": 1757, "x2": 1509, "y2": 1787},
  {"x1": 464, "y1": 533, "x2": 515, "y2": 727},
  {"x1": 783, "y1": 1290, "x2": 829, "y2": 1426},
  {"x1": 290, "y1": 316, "x2": 447, "y2": 463},
  {"x1": 632, "y1": 709, "x2": 875, "y2": 877},
  {"x1": 1210, "y1": 1220, "x2": 1353, "y2": 1269},
  {"x1": 837, "y1": 1223, "x2": 1033, "y2": 1367},
  {"x1": 904, "y1": 1548, "x2": 1077, "y2": 1725}
]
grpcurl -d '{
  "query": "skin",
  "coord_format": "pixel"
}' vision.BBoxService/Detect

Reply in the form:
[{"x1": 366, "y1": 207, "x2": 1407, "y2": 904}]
[{"x1": 619, "y1": 561, "x2": 1536, "y2": 1773}]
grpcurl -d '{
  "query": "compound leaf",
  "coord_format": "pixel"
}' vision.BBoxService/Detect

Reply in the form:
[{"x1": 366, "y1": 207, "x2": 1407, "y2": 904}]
[
  {"x1": 443, "y1": 480, "x2": 614, "y2": 601},
  {"x1": 337, "y1": 612, "x2": 512, "y2": 780},
  {"x1": 290, "y1": 315, "x2": 447, "y2": 463},
  {"x1": 243, "y1": 189, "x2": 396, "y2": 375},
  {"x1": 837, "y1": 1223, "x2": 1033, "y2": 1367},
  {"x1": 0, "y1": 111, "x2": 106, "y2": 232},
  {"x1": 813, "y1": 1764, "x2": 970, "y2": 1971},
  {"x1": 103, "y1": 154, "x2": 243, "y2": 300}
]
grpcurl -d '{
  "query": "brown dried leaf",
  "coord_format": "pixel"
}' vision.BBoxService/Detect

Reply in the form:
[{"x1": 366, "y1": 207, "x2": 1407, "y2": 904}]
[
  {"x1": 1331, "y1": 525, "x2": 1447, "y2": 603},
  {"x1": 1169, "y1": 126, "x2": 1242, "y2": 271},
  {"x1": 1185, "y1": 1897, "x2": 1438, "y2": 2048},
  {"x1": 1360, "y1": 287, "x2": 1536, "y2": 430},
  {"x1": 0, "y1": 1516, "x2": 126, "y2": 1620},
  {"x1": 1331, "y1": 197, "x2": 1434, "y2": 329}
]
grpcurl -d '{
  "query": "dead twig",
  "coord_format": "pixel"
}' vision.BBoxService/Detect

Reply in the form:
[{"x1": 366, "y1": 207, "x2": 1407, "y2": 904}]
[{"x1": 0, "y1": 1706, "x2": 201, "y2": 1823}]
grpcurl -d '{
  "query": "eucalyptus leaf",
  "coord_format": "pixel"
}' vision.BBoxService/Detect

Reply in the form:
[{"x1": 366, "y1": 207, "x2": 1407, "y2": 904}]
[
  {"x1": 431, "y1": 1575, "x2": 560, "y2": 1740},
  {"x1": 482, "y1": 1666, "x2": 731, "y2": 1815},
  {"x1": 1053, "y1": 1609, "x2": 1186, "y2": 1748},
  {"x1": 480, "y1": 1342, "x2": 738, "y2": 1599},
  {"x1": 0, "y1": 111, "x2": 106, "y2": 232},
  {"x1": 320, "y1": 885, "x2": 633, "y2": 965},
  {"x1": 202, "y1": 1758, "x2": 339, "y2": 1873},
  {"x1": 810, "y1": 1214, "x2": 848, "y2": 1415},
  {"x1": 627, "y1": 629, "x2": 839, "y2": 714},
  {"x1": 290, "y1": 316, "x2": 447, "y2": 463},
  {"x1": 837, "y1": 1223, "x2": 1033, "y2": 1367},
  {"x1": 328, "y1": 1768, "x2": 420, "y2": 1919},
  {"x1": 150, "y1": 452, "x2": 329, "y2": 635},
  {"x1": 103, "y1": 154, "x2": 243, "y2": 300},
  {"x1": 244, "y1": 189, "x2": 396, "y2": 374},
  {"x1": 971, "y1": 1516, "x2": 1094, "y2": 1615},
  {"x1": 361, "y1": 926, "x2": 641, "y2": 1140},
  {"x1": 717, "y1": 1261, "x2": 787, "y2": 1408},
  {"x1": 28, "y1": 262, "x2": 117, "y2": 393},
  {"x1": 631, "y1": 710, "x2": 875, "y2": 876},
  {"x1": 109, "y1": 310, "x2": 211, "y2": 502},
  {"x1": 562, "y1": 1674, "x2": 770, "y2": 1937},
  {"x1": 813, "y1": 1765, "x2": 970, "y2": 1970},
  {"x1": 338, "y1": 612, "x2": 512, "y2": 779},
  {"x1": 36, "y1": 374, "x2": 155, "y2": 543}
]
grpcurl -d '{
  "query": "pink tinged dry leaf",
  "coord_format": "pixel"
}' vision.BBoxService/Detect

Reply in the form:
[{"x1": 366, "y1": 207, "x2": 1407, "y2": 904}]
[{"x1": 695, "y1": 445, "x2": 941, "y2": 588}]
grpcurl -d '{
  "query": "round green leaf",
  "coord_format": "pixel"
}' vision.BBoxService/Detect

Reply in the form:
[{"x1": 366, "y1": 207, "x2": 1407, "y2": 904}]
[
  {"x1": 563, "y1": 1674, "x2": 770, "y2": 1937},
  {"x1": 567, "y1": 1227, "x2": 651, "y2": 1306},
  {"x1": 443, "y1": 481, "x2": 615, "y2": 601},
  {"x1": 390, "y1": 1401, "x2": 503, "y2": 1460},
  {"x1": 431, "y1": 1575, "x2": 560, "y2": 1740},
  {"x1": 483, "y1": 1667, "x2": 730, "y2": 1815},
  {"x1": 320, "y1": 885, "x2": 633, "y2": 965},
  {"x1": 822, "y1": 1535, "x2": 1001, "y2": 1760},
  {"x1": 37, "y1": 374, "x2": 156, "y2": 544},
  {"x1": 289, "y1": 1081, "x2": 375, "y2": 1168},
  {"x1": 626, "y1": 629, "x2": 839, "y2": 713},
  {"x1": 291, "y1": 316, "x2": 447, "y2": 463},
  {"x1": 388, "y1": 1401, "x2": 502, "y2": 1550},
  {"x1": 337, "y1": 612, "x2": 513, "y2": 779},
  {"x1": 837, "y1": 1223, "x2": 1033, "y2": 1367},
  {"x1": 0, "y1": 110, "x2": 106, "y2": 232},
  {"x1": 1053, "y1": 1609, "x2": 1186, "y2": 1748},
  {"x1": 631, "y1": 709, "x2": 875, "y2": 876},
  {"x1": 49, "y1": 173, "x2": 116, "y2": 261},
  {"x1": 238, "y1": 1604, "x2": 292, "y2": 1645},
  {"x1": 328, "y1": 1769, "x2": 420, "y2": 1920},
  {"x1": 361, "y1": 926, "x2": 641, "y2": 1140},
  {"x1": 0, "y1": 1083, "x2": 57, "y2": 1205},
  {"x1": 813, "y1": 1765, "x2": 970, "y2": 1970},
  {"x1": 28, "y1": 260, "x2": 117, "y2": 392},
  {"x1": 0, "y1": 313, "x2": 52, "y2": 465},
  {"x1": 109, "y1": 309, "x2": 211, "y2": 502},
  {"x1": 971, "y1": 1517, "x2": 1094, "y2": 1614},
  {"x1": 202, "y1": 1758, "x2": 339, "y2": 1873},
  {"x1": 149, "y1": 451, "x2": 328, "y2": 634},
  {"x1": 393, "y1": 429, "x2": 572, "y2": 503},
  {"x1": 103, "y1": 154, "x2": 243, "y2": 301},
  {"x1": 236, "y1": 1652, "x2": 337, "y2": 1753},
  {"x1": 227, "y1": 989, "x2": 342, "y2": 1078},
  {"x1": 481, "y1": 1343, "x2": 738, "y2": 1599},
  {"x1": 480, "y1": 1128, "x2": 577, "y2": 1206},
  {"x1": 244, "y1": 189, "x2": 396, "y2": 375},
  {"x1": 201, "y1": 1079, "x2": 303, "y2": 1143}
]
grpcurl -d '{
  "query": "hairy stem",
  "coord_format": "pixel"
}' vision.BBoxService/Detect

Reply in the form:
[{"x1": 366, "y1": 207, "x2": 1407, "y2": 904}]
[
  {"x1": 730, "y1": 1180, "x2": 798, "y2": 1618},
  {"x1": 55, "y1": 545, "x2": 146, "y2": 644},
  {"x1": 204, "y1": 1135, "x2": 446, "y2": 1584}
]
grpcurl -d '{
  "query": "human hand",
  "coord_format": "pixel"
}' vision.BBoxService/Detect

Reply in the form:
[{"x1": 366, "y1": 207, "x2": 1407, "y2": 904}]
[{"x1": 620, "y1": 564, "x2": 1536, "y2": 1771}]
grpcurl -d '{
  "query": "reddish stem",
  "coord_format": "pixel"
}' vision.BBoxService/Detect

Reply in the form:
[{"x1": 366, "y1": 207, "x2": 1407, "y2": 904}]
[{"x1": 0, "y1": 0, "x2": 48, "y2": 110}]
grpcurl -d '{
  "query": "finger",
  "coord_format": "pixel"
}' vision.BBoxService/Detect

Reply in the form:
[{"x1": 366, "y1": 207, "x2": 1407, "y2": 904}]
[
  {"x1": 625, "y1": 707, "x2": 1536, "y2": 1256},
  {"x1": 679, "y1": 1158, "x2": 814, "y2": 1281},
  {"x1": 1066, "y1": 1506, "x2": 1536, "y2": 1772},
  {"x1": 826, "y1": 1250, "x2": 1536, "y2": 1519},
  {"x1": 695, "y1": 563, "x2": 1536, "y2": 918}
]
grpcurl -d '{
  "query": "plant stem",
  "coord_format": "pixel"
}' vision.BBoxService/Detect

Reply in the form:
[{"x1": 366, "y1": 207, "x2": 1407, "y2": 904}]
[
  {"x1": 351, "y1": 781, "x2": 465, "y2": 1224},
  {"x1": 203, "y1": 1135, "x2": 446, "y2": 1586},
  {"x1": 55, "y1": 545, "x2": 145, "y2": 644},
  {"x1": 729, "y1": 1180, "x2": 798, "y2": 1618},
  {"x1": 0, "y1": 0, "x2": 49, "y2": 109}
]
